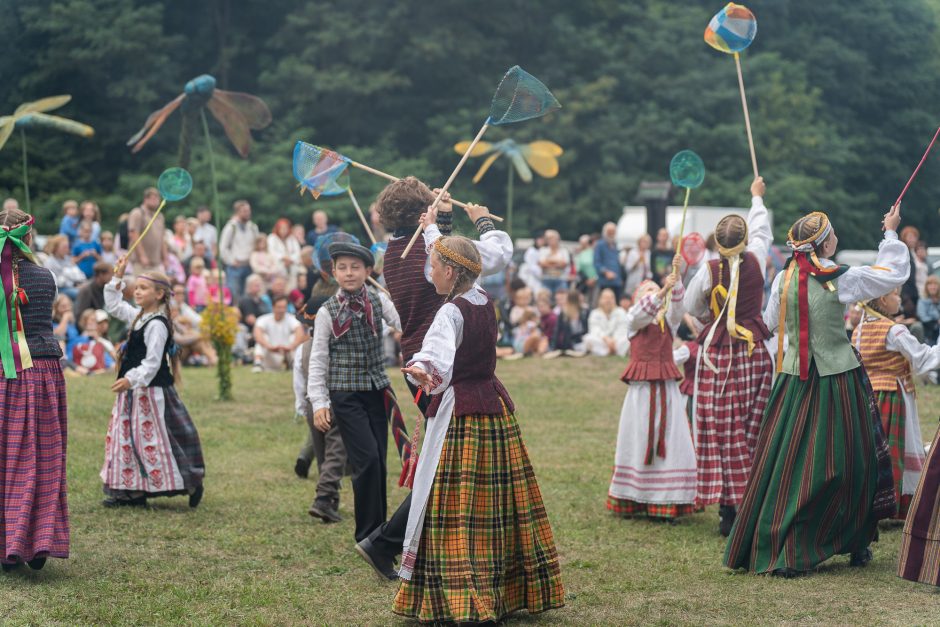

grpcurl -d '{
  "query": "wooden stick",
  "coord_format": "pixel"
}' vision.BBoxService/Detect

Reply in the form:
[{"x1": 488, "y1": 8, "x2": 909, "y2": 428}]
[
  {"x1": 367, "y1": 275, "x2": 390, "y2": 296},
  {"x1": 734, "y1": 52, "x2": 759, "y2": 179},
  {"x1": 347, "y1": 187, "x2": 377, "y2": 245},
  {"x1": 659, "y1": 187, "x2": 691, "y2": 327},
  {"x1": 401, "y1": 122, "x2": 490, "y2": 259},
  {"x1": 895, "y1": 125, "x2": 940, "y2": 207}
]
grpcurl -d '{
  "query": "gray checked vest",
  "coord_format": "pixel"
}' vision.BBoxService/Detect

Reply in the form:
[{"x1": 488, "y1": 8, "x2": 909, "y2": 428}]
[{"x1": 325, "y1": 290, "x2": 390, "y2": 392}]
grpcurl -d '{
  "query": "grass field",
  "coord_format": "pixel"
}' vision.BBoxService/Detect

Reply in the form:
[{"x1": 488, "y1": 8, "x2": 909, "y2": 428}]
[{"x1": 1, "y1": 358, "x2": 939, "y2": 625}]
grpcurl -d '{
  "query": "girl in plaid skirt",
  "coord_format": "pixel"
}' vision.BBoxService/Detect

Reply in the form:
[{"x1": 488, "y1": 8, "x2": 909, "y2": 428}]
[
  {"x1": 852, "y1": 289, "x2": 937, "y2": 519},
  {"x1": 397, "y1": 235, "x2": 563, "y2": 623},
  {"x1": 100, "y1": 258, "x2": 205, "y2": 508}
]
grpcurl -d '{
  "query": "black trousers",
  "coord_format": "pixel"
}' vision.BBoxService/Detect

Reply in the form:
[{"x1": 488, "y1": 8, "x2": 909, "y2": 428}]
[
  {"x1": 330, "y1": 388, "x2": 388, "y2": 542},
  {"x1": 366, "y1": 379, "x2": 431, "y2": 558}
]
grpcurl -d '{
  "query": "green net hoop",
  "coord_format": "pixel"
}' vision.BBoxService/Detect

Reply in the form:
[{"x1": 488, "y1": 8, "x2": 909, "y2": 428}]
[
  {"x1": 487, "y1": 66, "x2": 561, "y2": 126},
  {"x1": 157, "y1": 167, "x2": 193, "y2": 202},
  {"x1": 669, "y1": 150, "x2": 706, "y2": 189}
]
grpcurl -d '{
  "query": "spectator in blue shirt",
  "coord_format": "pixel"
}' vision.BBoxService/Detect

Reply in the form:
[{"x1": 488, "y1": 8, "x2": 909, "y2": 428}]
[
  {"x1": 305, "y1": 209, "x2": 339, "y2": 248},
  {"x1": 59, "y1": 199, "x2": 81, "y2": 246},
  {"x1": 71, "y1": 221, "x2": 103, "y2": 279},
  {"x1": 594, "y1": 222, "x2": 624, "y2": 300}
]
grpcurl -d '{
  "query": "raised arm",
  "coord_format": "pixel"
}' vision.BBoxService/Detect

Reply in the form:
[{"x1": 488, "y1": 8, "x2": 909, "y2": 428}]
[
  {"x1": 886, "y1": 323, "x2": 940, "y2": 376},
  {"x1": 104, "y1": 278, "x2": 140, "y2": 324},
  {"x1": 837, "y1": 230, "x2": 909, "y2": 305},
  {"x1": 745, "y1": 178, "x2": 773, "y2": 278}
]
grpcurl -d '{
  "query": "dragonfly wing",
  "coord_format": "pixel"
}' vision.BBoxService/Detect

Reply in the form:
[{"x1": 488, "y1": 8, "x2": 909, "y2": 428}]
[
  {"x1": 0, "y1": 120, "x2": 14, "y2": 152},
  {"x1": 127, "y1": 94, "x2": 184, "y2": 151},
  {"x1": 471, "y1": 152, "x2": 502, "y2": 183},
  {"x1": 454, "y1": 140, "x2": 493, "y2": 157},
  {"x1": 527, "y1": 140, "x2": 563, "y2": 156},
  {"x1": 509, "y1": 151, "x2": 533, "y2": 182},
  {"x1": 212, "y1": 90, "x2": 272, "y2": 130},
  {"x1": 19, "y1": 113, "x2": 94, "y2": 137},
  {"x1": 521, "y1": 146, "x2": 560, "y2": 178},
  {"x1": 14, "y1": 95, "x2": 72, "y2": 117},
  {"x1": 207, "y1": 97, "x2": 252, "y2": 157}
]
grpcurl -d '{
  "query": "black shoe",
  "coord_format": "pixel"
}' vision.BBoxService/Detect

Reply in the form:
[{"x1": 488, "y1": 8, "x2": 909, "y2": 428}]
[
  {"x1": 189, "y1": 485, "x2": 204, "y2": 508},
  {"x1": 308, "y1": 498, "x2": 341, "y2": 523},
  {"x1": 102, "y1": 495, "x2": 147, "y2": 508},
  {"x1": 718, "y1": 505, "x2": 736, "y2": 537},
  {"x1": 26, "y1": 557, "x2": 46, "y2": 571},
  {"x1": 355, "y1": 537, "x2": 398, "y2": 581},
  {"x1": 770, "y1": 568, "x2": 804, "y2": 579},
  {"x1": 850, "y1": 547, "x2": 873, "y2": 567},
  {"x1": 294, "y1": 458, "x2": 311, "y2": 479},
  {"x1": 1, "y1": 562, "x2": 21, "y2": 572}
]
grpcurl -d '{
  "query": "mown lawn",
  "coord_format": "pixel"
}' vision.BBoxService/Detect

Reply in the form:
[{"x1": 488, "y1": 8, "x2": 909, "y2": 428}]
[{"x1": 1, "y1": 358, "x2": 939, "y2": 625}]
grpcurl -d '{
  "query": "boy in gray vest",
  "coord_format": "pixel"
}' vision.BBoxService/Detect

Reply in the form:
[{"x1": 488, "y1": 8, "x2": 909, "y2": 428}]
[{"x1": 307, "y1": 242, "x2": 401, "y2": 542}]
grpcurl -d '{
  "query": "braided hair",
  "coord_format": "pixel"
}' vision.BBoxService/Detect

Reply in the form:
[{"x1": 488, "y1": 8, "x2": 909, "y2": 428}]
[
  {"x1": 434, "y1": 236, "x2": 482, "y2": 301},
  {"x1": 790, "y1": 213, "x2": 830, "y2": 251}
]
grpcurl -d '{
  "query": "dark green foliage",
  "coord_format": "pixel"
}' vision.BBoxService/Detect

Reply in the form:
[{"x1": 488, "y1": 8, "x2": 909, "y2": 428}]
[{"x1": 1, "y1": 0, "x2": 939, "y2": 247}]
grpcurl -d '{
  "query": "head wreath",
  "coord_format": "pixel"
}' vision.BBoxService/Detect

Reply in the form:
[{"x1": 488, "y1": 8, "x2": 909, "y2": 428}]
[{"x1": 433, "y1": 239, "x2": 482, "y2": 276}]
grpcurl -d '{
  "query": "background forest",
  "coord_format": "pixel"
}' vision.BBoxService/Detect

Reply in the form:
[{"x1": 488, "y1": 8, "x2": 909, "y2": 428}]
[{"x1": 2, "y1": 0, "x2": 940, "y2": 247}]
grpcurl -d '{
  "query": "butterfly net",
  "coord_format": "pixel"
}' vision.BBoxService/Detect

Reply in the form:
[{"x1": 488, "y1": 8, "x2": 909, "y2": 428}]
[
  {"x1": 704, "y1": 3, "x2": 757, "y2": 54},
  {"x1": 293, "y1": 141, "x2": 350, "y2": 199},
  {"x1": 315, "y1": 232, "x2": 360, "y2": 272},
  {"x1": 157, "y1": 167, "x2": 193, "y2": 201},
  {"x1": 488, "y1": 66, "x2": 561, "y2": 126},
  {"x1": 670, "y1": 150, "x2": 706, "y2": 189}
]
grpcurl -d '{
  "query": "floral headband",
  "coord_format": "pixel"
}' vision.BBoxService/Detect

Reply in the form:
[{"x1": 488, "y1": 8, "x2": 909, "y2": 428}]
[{"x1": 433, "y1": 239, "x2": 482, "y2": 276}]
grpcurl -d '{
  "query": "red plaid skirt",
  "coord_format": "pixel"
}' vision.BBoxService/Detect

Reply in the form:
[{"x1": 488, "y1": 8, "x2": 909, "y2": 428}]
[
  {"x1": 607, "y1": 496, "x2": 697, "y2": 519},
  {"x1": 694, "y1": 340, "x2": 772, "y2": 507},
  {"x1": 1, "y1": 359, "x2": 69, "y2": 563}
]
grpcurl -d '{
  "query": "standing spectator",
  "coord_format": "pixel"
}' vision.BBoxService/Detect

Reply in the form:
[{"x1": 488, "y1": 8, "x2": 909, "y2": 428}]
[
  {"x1": 219, "y1": 199, "x2": 259, "y2": 300},
  {"x1": 71, "y1": 221, "x2": 102, "y2": 279},
  {"x1": 74, "y1": 261, "x2": 113, "y2": 319},
  {"x1": 183, "y1": 240, "x2": 213, "y2": 277},
  {"x1": 99, "y1": 231, "x2": 119, "y2": 265},
  {"x1": 582, "y1": 288, "x2": 630, "y2": 356},
  {"x1": 2, "y1": 198, "x2": 18, "y2": 211},
  {"x1": 249, "y1": 235, "x2": 279, "y2": 282},
  {"x1": 58, "y1": 200, "x2": 80, "y2": 246},
  {"x1": 594, "y1": 223, "x2": 623, "y2": 300},
  {"x1": 79, "y1": 200, "x2": 101, "y2": 242},
  {"x1": 575, "y1": 234, "x2": 598, "y2": 302},
  {"x1": 194, "y1": 206, "x2": 218, "y2": 258},
  {"x1": 43, "y1": 235, "x2": 84, "y2": 300},
  {"x1": 650, "y1": 227, "x2": 674, "y2": 284},
  {"x1": 539, "y1": 229, "x2": 571, "y2": 295},
  {"x1": 167, "y1": 215, "x2": 193, "y2": 260},
  {"x1": 914, "y1": 241, "x2": 929, "y2": 297},
  {"x1": 268, "y1": 218, "x2": 302, "y2": 288},
  {"x1": 519, "y1": 232, "x2": 544, "y2": 293},
  {"x1": 306, "y1": 209, "x2": 339, "y2": 248},
  {"x1": 186, "y1": 258, "x2": 210, "y2": 311},
  {"x1": 918, "y1": 275, "x2": 940, "y2": 346},
  {"x1": 624, "y1": 234, "x2": 652, "y2": 296},
  {"x1": 252, "y1": 296, "x2": 304, "y2": 372},
  {"x1": 127, "y1": 187, "x2": 167, "y2": 274},
  {"x1": 238, "y1": 274, "x2": 271, "y2": 333}
]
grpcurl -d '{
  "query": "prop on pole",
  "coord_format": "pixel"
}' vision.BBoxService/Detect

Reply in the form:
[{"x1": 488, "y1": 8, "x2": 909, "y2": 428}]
[
  {"x1": 401, "y1": 66, "x2": 561, "y2": 258},
  {"x1": 705, "y1": 3, "x2": 759, "y2": 178}
]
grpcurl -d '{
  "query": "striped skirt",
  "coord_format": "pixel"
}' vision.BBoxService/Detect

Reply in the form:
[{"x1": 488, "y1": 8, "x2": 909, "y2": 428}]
[
  {"x1": 724, "y1": 364, "x2": 888, "y2": 573},
  {"x1": 393, "y1": 411, "x2": 564, "y2": 623},
  {"x1": 1, "y1": 359, "x2": 69, "y2": 563},
  {"x1": 898, "y1": 424, "x2": 940, "y2": 586},
  {"x1": 694, "y1": 341, "x2": 773, "y2": 507},
  {"x1": 878, "y1": 388, "x2": 926, "y2": 520}
]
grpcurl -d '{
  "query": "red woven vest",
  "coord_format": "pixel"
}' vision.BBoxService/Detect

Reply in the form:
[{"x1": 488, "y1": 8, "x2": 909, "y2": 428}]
[{"x1": 384, "y1": 237, "x2": 447, "y2": 362}]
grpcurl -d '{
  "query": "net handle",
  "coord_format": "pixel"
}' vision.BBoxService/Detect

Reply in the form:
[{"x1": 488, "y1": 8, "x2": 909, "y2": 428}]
[
  {"x1": 734, "y1": 53, "x2": 759, "y2": 179},
  {"x1": 123, "y1": 199, "x2": 166, "y2": 259},
  {"x1": 347, "y1": 187, "x2": 377, "y2": 244},
  {"x1": 401, "y1": 122, "x2": 491, "y2": 258},
  {"x1": 658, "y1": 187, "x2": 691, "y2": 329},
  {"x1": 367, "y1": 275, "x2": 390, "y2": 297}
]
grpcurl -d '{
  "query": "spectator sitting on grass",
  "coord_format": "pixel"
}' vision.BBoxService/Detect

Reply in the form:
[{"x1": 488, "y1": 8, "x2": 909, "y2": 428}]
[
  {"x1": 582, "y1": 288, "x2": 630, "y2": 357},
  {"x1": 546, "y1": 288, "x2": 588, "y2": 358},
  {"x1": 252, "y1": 295, "x2": 304, "y2": 372}
]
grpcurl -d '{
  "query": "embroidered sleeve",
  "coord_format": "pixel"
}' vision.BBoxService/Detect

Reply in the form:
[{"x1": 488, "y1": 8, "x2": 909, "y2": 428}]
[
  {"x1": 666, "y1": 280, "x2": 686, "y2": 331},
  {"x1": 629, "y1": 294, "x2": 661, "y2": 335},
  {"x1": 124, "y1": 320, "x2": 169, "y2": 389},
  {"x1": 886, "y1": 323, "x2": 940, "y2": 376},
  {"x1": 838, "y1": 232, "x2": 910, "y2": 305},
  {"x1": 104, "y1": 277, "x2": 141, "y2": 324},
  {"x1": 406, "y1": 303, "x2": 462, "y2": 394}
]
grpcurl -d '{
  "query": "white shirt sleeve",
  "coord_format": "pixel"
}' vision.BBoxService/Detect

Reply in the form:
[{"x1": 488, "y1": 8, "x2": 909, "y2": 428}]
[
  {"x1": 406, "y1": 302, "x2": 463, "y2": 395},
  {"x1": 628, "y1": 294, "x2": 660, "y2": 337},
  {"x1": 684, "y1": 264, "x2": 713, "y2": 320},
  {"x1": 673, "y1": 344, "x2": 691, "y2": 366},
  {"x1": 885, "y1": 323, "x2": 940, "y2": 375},
  {"x1": 837, "y1": 232, "x2": 910, "y2": 304},
  {"x1": 306, "y1": 309, "x2": 333, "y2": 412},
  {"x1": 422, "y1": 224, "x2": 513, "y2": 281},
  {"x1": 378, "y1": 290, "x2": 402, "y2": 333},
  {"x1": 292, "y1": 341, "x2": 308, "y2": 416},
  {"x1": 763, "y1": 271, "x2": 783, "y2": 333},
  {"x1": 745, "y1": 195, "x2": 773, "y2": 279},
  {"x1": 104, "y1": 278, "x2": 141, "y2": 324},
  {"x1": 124, "y1": 319, "x2": 169, "y2": 389}
]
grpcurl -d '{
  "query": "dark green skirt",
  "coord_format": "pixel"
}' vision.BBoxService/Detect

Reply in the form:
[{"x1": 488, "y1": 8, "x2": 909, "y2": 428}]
[{"x1": 724, "y1": 363, "x2": 890, "y2": 573}]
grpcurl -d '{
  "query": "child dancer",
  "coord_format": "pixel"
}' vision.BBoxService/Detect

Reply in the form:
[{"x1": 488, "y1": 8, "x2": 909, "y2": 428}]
[
  {"x1": 683, "y1": 177, "x2": 773, "y2": 536},
  {"x1": 725, "y1": 205, "x2": 907, "y2": 576},
  {"x1": 853, "y1": 288, "x2": 934, "y2": 519},
  {"x1": 397, "y1": 236, "x2": 563, "y2": 622},
  {"x1": 607, "y1": 265, "x2": 697, "y2": 520},
  {"x1": 101, "y1": 259, "x2": 205, "y2": 508}
]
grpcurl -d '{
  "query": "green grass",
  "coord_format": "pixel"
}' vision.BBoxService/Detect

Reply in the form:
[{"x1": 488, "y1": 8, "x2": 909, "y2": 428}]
[{"x1": 1, "y1": 359, "x2": 939, "y2": 625}]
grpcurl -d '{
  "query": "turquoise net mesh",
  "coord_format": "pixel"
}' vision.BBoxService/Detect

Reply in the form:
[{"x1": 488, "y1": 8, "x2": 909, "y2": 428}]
[
  {"x1": 669, "y1": 150, "x2": 706, "y2": 189},
  {"x1": 487, "y1": 66, "x2": 561, "y2": 126},
  {"x1": 157, "y1": 167, "x2": 193, "y2": 202}
]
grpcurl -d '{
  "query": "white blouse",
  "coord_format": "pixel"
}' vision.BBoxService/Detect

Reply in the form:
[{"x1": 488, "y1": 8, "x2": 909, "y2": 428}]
[
  {"x1": 104, "y1": 278, "x2": 169, "y2": 389},
  {"x1": 628, "y1": 281, "x2": 685, "y2": 338},
  {"x1": 405, "y1": 288, "x2": 490, "y2": 395},
  {"x1": 267, "y1": 234, "x2": 301, "y2": 268},
  {"x1": 306, "y1": 289, "x2": 401, "y2": 412},
  {"x1": 882, "y1": 322, "x2": 940, "y2": 375},
  {"x1": 763, "y1": 231, "x2": 909, "y2": 332},
  {"x1": 684, "y1": 195, "x2": 773, "y2": 320}
]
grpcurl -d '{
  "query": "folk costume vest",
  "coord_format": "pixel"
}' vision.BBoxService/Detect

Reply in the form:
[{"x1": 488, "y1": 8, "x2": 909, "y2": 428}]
[
  {"x1": 384, "y1": 237, "x2": 447, "y2": 363},
  {"x1": 324, "y1": 290, "x2": 390, "y2": 392},
  {"x1": 698, "y1": 252, "x2": 770, "y2": 347},
  {"x1": 852, "y1": 317, "x2": 915, "y2": 393},
  {"x1": 621, "y1": 324, "x2": 682, "y2": 383},
  {"x1": 118, "y1": 316, "x2": 174, "y2": 388}
]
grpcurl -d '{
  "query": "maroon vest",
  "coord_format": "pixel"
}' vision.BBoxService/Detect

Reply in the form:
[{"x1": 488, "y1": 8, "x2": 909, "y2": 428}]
[
  {"x1": 695, "y1": 252, "x2": 770, "y2": 347},
  {"x1": 384, "y1": 237, "x2": 447, "y2": 362},
  {"x1": 428, "y1": 293, "x2": 514, "y2": 417},
  {"x1": 621, "y1": 323, "x2": 681, "y2": 383},
  {"x1": 679, "y1": 341, "x2": 699, "y2": 397}
]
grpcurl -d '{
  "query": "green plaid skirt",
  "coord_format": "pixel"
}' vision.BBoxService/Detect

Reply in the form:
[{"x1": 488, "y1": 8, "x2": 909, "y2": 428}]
[{"x1": 393, "y1": 409, "x2": 564, "y2": 623}]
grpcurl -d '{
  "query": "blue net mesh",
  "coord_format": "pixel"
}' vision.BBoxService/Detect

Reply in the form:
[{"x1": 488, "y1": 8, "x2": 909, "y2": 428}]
[
  {"x1": 293, "y1": 141, "x2": 350, "y2": 199},
  {"x1": 488, "y1": 66, "x2": 561, "y2": 126},
  {"x1": 370, "y1": 241, "x2": 387, "y2": 275},
  {"x1": 315, "y1": 232, "x2": 360, "y2": 271},
  {"x1": 669, "y1": 150, "x2": 706, "y2": 189},
  {"x1": 318, "y1": 172, "x2": 351, "y2": 197},
  {"x1": 157, "y1": 167, "x2": 193, "y2": 202}
]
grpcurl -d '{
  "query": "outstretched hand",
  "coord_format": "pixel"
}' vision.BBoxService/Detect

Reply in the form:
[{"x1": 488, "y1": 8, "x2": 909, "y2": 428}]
[
  {"x1": 883, "y1": 203, "x2": 901, "y2": 233},
  {"x1": 401, "y1": 365, "x2": 432, "y2": 394}
]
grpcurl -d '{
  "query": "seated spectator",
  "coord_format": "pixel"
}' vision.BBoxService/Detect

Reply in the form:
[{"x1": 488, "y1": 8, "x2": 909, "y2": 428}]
[
  {"x1": 548, "y1": 289, "x2": 588, "y2": 358},
  {"x1": 183, "y1": 240, "x2": 213, "y2": 276},
  {"x1": 915, "y1": 241, "x2": 929, "y2": 297},
  {"x1": 508, "y1": 286, "x2": 534, "y2": 327},
  {"x1": 619, "y1": 293, "x2": 634, "y2": 312},
  {"x1": 172, "y1": 283, "x2": 203, "y2": 328},
  {"x1": 582, "y1": 288, "x2": 630, "y2": 357},
  {"x1": 95, "y1": 309, "x2": 111, "y2": 343},
  {"x1": 186, "y1": 258, "x2": 210, "y2": 311},
  {"x1": 252, "y1": 296, "x2": 304, "y2": 372},
  {"x1": 72, "y1": 220, "x2": 102, "y2": 278},
  {"x1": 58, "y1": 199, "x2": 80, "y2": 245},
  {"x1": 263, "y1": 274, "x2": 295, "y2": 313},
  {"x1": 71, "y1": 309, "x2": 116, "y2": 375},
  {"x1": 165, "y1": 251, "x2": 187, "y2": 284},
  {"x1": 917, "y1": 275, "x2": 940, "y2": 345},
  {"x1": 299, "y1": 245, "x2": 317, "y2": 300},
  {"x1": 44, "y1": 234, "x2": 85, "y2": 300},
  {"x1": 511, "y1": 309, "x2": 549, "y2": 358},
  {"x1": 207, "y1": 267, "x2": 233, "y2": 306},
  {"x1": 169, "y1": 299, "x2": 218, "y2": 367},
  {"x1": 536, "y1": 291, "x2": 558, "y2": 347},
  {"x1": 100, "y1": 230, "x2": 119, "y2": 265},
  {"x1": 74, "y1": 261, "x2": 114, "y2": 319},
  {"x1": 238, "y1": 274, "x2": 271, "y2": 333},
  {"x1": 250, "y1": 234, "x2": 279, "y2": 282},
  {"x1": 52, "y1": 294, "x2": 82, "y2": 358}
]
